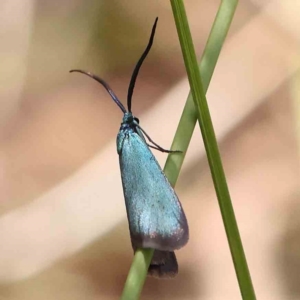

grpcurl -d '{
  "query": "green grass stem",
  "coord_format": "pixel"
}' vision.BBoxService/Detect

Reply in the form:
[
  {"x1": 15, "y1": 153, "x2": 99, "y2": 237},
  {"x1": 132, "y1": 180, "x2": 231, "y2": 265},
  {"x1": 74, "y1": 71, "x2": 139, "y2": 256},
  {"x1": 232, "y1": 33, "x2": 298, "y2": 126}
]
[{"x1": 170, "y1": 1, "x2": 256, "y2": 299}]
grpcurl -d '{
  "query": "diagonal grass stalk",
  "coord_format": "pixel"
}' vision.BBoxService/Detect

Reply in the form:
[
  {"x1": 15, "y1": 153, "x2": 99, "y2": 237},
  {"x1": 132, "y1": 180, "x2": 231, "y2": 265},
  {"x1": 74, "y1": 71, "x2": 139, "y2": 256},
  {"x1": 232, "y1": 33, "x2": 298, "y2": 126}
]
[{"x1": 170, "y1": 0, "x2": 256, "y2": 299}]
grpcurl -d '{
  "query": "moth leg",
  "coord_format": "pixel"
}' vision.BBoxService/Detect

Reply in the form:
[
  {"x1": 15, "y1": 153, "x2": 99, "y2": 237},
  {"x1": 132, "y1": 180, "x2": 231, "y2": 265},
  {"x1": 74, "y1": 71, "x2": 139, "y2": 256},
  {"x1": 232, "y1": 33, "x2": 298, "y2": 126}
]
[
  {"x1": 137, "y1": 125, "x2": 182, "y2": 153},
  {"x1": 147, "y1": 143, "x2": 175, "y2": 153}
]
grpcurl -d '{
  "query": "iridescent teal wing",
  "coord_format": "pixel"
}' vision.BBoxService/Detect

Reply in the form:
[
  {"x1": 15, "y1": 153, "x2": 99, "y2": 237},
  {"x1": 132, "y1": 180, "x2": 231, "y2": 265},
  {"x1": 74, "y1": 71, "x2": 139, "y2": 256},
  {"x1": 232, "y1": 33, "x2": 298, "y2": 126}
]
[{"x1": 117, "y1": 130, "x2": 189, "y2": 252}]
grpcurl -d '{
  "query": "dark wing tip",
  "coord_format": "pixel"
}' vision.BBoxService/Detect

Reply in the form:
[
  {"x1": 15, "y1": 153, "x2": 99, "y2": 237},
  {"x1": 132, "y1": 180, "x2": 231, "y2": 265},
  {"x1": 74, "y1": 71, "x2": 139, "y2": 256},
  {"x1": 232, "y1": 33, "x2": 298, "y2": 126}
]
[{"x1": 130, "y1": 217, "x2": 189, "y2": 252}]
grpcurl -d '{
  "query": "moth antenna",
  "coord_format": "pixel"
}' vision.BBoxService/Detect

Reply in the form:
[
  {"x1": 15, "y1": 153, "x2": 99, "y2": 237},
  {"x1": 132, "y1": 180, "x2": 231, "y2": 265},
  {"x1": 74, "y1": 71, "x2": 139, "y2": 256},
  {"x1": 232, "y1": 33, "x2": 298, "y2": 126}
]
[
  {"x1": 127, "y1": 17, "x2": 158, "y2": 113},
  {"x1": 70, "y1": 69, "x2": 127, "y2": 114}
]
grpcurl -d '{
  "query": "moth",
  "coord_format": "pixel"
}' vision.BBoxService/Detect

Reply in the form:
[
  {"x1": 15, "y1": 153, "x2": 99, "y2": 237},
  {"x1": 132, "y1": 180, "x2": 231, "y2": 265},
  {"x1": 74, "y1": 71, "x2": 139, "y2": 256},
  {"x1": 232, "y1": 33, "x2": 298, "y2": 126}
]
[{"x1": 71, "y1": 17, "x2": 189, "y2": 278}]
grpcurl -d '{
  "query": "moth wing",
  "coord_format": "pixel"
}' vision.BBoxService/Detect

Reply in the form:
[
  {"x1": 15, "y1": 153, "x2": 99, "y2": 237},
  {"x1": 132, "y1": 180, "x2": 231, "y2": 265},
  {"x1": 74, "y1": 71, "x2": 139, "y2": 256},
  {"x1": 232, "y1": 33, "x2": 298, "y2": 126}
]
[
  {"x1": 118, "y1": 131, "x2": 189, "y2": 251},
  {"x1": 148, "y1": 250, "x2": 178, "y2": 278},
  {"x1": 132, "y1": 244, "x2": 178, "y2": 278}
]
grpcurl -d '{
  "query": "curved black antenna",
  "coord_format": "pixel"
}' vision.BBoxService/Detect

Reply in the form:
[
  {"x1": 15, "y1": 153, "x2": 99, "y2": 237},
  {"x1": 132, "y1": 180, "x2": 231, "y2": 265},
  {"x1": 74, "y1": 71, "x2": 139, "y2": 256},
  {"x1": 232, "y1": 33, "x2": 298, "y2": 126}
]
[
  {"x1": 127, "y1": 17, "x2": 158, "y2": 113},
  {"x1": 70, "y1": 69, "x2": 127, "y2": 114}
]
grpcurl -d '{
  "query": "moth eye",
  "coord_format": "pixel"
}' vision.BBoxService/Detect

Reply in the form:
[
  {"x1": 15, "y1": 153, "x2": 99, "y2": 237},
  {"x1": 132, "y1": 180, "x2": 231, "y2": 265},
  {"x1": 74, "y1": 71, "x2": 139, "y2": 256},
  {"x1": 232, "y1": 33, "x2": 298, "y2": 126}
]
[{"x1": 134, "y1": 117, "x2": 140, "y2": 124}]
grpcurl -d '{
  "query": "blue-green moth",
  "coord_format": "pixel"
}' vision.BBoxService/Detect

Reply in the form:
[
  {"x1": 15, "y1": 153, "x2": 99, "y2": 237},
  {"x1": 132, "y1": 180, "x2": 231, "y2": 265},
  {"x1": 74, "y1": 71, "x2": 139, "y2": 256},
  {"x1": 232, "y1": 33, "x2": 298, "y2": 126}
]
[{"x1": 70, "y1": 18, "x2": 188, "y2": 278}]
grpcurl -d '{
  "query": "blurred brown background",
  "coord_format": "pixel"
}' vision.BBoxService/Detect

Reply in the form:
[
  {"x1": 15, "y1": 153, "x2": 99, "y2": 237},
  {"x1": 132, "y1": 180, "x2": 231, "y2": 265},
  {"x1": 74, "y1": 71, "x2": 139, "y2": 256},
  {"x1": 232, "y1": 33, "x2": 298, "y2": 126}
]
[{"x1": 0, "y1": 0, "x2": 299, "y2": 299}]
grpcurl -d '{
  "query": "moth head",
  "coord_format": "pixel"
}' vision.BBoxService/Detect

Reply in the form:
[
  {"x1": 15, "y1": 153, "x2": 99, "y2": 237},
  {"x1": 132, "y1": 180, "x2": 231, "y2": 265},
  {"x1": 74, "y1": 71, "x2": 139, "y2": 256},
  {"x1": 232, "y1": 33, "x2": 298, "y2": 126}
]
[{"x1": 122, "y1": 113, "x2": 139, "y2": 125}]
